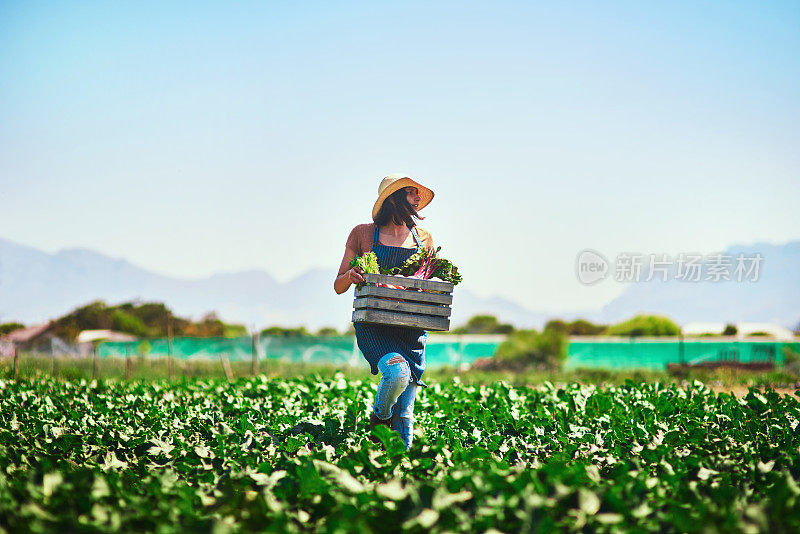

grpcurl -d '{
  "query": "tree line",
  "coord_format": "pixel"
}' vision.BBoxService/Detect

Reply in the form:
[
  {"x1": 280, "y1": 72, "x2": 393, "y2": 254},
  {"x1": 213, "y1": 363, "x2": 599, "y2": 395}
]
[{"x1": 1, "y1": 301, "x2": 683, "y2": 346}]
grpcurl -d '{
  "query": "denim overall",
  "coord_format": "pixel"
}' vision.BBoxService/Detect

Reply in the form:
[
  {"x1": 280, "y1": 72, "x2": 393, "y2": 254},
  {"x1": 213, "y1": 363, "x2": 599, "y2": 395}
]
[{"x1": 353, "y1": 224, "x2": 427, "y2": 448}]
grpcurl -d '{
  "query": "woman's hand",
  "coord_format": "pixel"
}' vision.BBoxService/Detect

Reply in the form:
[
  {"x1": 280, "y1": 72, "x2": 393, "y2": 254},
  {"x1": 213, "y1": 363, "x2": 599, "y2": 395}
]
[{"x1": 347, "y1": 266, "x2": 366, "y2": 284}]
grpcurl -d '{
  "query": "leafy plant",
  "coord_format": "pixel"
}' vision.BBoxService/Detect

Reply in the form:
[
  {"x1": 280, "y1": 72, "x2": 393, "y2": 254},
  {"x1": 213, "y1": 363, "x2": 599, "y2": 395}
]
[
  {"x1": 1, "y1": 375, "x2": 799, "y2": 532},
  {"x1": 388, "y1": 246, "x2": 462, "y2": 285},
  {"x1": 348, "y1": 252, "x2": 382, "y2": 287}
]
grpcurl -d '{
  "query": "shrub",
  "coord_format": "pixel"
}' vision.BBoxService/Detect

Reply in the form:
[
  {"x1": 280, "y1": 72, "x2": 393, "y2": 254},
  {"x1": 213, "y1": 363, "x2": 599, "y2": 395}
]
[
  {"x1": 545, "y1": 318, "x2": 606, "y2": 336},
  {"x1": 260, "y1": 326, "x2": 311, "y2": 337},
  {"x1": 0, "y1": 322, "x2": 25, "y2": 336},
  {"x1": 783, "y1": 345, "x2": 800, "y2": 370},
  {"x1": 110, "y1": 310, "x2": 151, "y2": 338},
  {"x1": 223, "y1": 324, "x2": 249, "y2": 337},
  {"x1": 493, "y1": 328, "x2": 568, "y2": 370},
  {"x1": 316, "y1": 327, "x2": 340, "y2": 337},
  {"x1": 452, "y1": 314, "x2": 514, "y2": 334},
  {"x1": 605, "y1": 314, "x2": 680, "y2": 337}
]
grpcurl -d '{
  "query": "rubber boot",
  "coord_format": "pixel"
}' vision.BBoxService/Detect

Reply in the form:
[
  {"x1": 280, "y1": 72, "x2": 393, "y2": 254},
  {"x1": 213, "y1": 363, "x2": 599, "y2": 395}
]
[
  {"x1": 368, "y1": 410, "x2": 394, "y2": 442},
  {"x1": 369, "y1": 410, "x2": 392, "y2": 429}
]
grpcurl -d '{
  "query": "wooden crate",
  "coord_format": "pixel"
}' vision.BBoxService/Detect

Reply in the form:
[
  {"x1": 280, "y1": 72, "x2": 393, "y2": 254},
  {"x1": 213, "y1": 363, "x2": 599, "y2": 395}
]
[{"x1": 352, "y1": 273, "x2": 454, "y2": 331}]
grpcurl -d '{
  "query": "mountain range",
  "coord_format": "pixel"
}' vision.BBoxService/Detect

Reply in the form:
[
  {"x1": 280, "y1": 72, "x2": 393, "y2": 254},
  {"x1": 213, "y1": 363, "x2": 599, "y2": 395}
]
[
  {"x1": 0, "y1": 237, "x2": 797, "y2": 330},
  {"x1": 595, "y1": 241, "x2": 800, "y2": 329}
]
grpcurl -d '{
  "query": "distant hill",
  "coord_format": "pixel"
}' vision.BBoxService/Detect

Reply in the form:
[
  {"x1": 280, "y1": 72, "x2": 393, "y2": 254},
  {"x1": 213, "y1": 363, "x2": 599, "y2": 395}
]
[
  {"x1": 1, "y1": 238, "x2": 797, "y2": 330},
  {"x1": 0, "y1": 238, "x2": 281, "y2": 325},
  {"x1": 597, "y1": 241, "x2": 800, "y2": 329}
]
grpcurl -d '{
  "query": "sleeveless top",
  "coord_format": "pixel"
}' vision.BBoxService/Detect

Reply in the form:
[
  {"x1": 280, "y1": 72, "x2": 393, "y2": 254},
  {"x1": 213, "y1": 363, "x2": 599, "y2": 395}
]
[{"x1": 352, "y1": 224, "x2": 428, "y2": 387}]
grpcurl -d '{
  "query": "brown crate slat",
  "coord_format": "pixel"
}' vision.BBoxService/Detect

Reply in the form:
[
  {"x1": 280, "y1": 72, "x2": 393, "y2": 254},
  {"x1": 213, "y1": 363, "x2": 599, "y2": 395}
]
[
  {"x1": 352, "y1": 308, "x2": 450, "y2": 331},
  {"x1": 354, "y1": 296, "x2": 451, "y2": 317},
  {"x1": 352, "y1": 273, "x2": 455, "y2": 331},
  {"x1": 354, "y1": 285, "x2": 453, "y2": 305},
  {"x1": 363, "y1": 272, "x2": 454, "y2": 293}
]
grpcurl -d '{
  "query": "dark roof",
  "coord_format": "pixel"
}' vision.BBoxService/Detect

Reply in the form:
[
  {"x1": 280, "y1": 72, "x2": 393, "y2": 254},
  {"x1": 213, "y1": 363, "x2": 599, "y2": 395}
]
[{"x1": 1, "y1": 323, "x2": 54, "y2": 343}]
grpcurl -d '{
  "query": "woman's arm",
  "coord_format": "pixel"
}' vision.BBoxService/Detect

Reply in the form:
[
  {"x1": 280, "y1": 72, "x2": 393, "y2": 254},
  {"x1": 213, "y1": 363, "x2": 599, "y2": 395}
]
[{"x1": 334, "y1": 246, "x2": 365, "y2": 294}]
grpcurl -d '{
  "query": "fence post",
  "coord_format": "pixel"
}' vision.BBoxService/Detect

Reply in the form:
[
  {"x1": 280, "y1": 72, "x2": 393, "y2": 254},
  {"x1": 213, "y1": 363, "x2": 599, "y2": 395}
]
[
  {"x1": 125, "y1": 344, "x2": 132, "y2": 380},
  {"x1": 221, "y1": 353, "x2": 233, "y2": 380},
  {"x1": 351, "y1": 336, "x2": 359, "y2": 367},
  {"x1": 251, "y1": 332, "x2": 259, "y2": 376},
  {"x1": 92, "y1": 345, "x2": 99, "y2": 379},
  {"x1": 50, "y1": 337, "x2": 56, "y2": 376},
  {"x1": 12, "y1": 346, "x2": 19, "y2": 381},
  {"x1": 168, "y1": 321, "x2": 174, "y2": 380}
]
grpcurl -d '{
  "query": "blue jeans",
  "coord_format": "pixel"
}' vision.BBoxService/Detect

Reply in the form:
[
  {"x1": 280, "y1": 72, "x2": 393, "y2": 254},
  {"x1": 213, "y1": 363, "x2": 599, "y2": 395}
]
[{"x1": 373, "y1": 353, "x2": 418, "y2": 450}]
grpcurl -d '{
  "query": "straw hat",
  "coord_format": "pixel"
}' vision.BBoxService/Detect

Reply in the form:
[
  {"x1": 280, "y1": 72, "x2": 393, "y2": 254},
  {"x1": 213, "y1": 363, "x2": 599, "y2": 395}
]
[{"x1": 371, "y1": 173, "x2": 435, "y2": 220}]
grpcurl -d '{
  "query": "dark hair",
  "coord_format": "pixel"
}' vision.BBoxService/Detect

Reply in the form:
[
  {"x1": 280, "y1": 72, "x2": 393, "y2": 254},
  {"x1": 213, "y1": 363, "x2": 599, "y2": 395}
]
[{"x1": 374, "y1": 187, "x2": 424, "y2": 227}]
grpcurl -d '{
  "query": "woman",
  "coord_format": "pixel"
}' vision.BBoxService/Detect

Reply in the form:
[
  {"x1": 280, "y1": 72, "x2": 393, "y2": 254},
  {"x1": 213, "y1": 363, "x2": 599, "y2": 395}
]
[{"x1": 334, "y1": 173, "x2": 435, "y2": 450}]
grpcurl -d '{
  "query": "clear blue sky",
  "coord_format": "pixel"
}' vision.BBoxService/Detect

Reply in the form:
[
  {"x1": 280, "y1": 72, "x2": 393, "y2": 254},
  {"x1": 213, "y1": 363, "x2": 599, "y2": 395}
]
[{"x1": 1, "y1": 1, "x2": 798, "y2": 312}]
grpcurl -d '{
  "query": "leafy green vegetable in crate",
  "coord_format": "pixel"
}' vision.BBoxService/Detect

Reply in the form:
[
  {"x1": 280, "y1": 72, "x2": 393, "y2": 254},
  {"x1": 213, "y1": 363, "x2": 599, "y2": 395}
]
[
  {"x1": 388, "y1": 246, "x2": 462, "y2": 285},
  {"x1": 349, "y1": 251, "x2": 380, "y2": 275},
  {"x1": 348, "y1": 251, "x2": 386, "y2": 287}
]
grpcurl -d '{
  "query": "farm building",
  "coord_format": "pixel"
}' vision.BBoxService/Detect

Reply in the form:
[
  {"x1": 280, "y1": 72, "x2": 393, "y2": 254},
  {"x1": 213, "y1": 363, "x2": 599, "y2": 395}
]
[
  {"x1": 0, "y1": 325, "x2": 137, "y2": 358},
  {"x1": 0, "y1": 323, "x2": 74, "y2": 357},
  {"x1": 76, "y1": 329, "x2": 139, "y2": 357}
]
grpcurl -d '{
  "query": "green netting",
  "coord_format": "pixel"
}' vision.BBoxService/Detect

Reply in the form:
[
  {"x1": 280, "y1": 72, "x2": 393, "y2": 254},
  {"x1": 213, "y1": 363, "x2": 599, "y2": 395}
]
[
  {"x1": 566, "y1": 339, "x2": 799, "y2": 370},
  {"x1": 97, "y1": 335, "x2": 503, "y2": 368},
  {"x1": 98, "y1": 336, "x2": 799, "y2": 370}
]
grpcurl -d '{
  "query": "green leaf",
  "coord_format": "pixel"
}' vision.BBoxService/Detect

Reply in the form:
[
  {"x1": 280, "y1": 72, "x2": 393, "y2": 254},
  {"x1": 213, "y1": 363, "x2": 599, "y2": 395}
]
[
  {"x1": 41, "y1": 472, "x2": 62, "y2": 498},
  {"x1": 404, "y1": 509, "x2": 439, "y2": 529},
  {"x1": 579, "y1": 489, "x2": 600, "y2": 515},
  {"x1": 100, "y1": 451, "x2": 128, "y2": 471}
]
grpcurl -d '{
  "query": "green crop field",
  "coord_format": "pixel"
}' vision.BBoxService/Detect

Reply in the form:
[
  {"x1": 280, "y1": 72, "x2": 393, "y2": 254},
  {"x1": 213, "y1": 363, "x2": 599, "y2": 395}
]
[{"x1": 1, "y1": 376, "x2": 799, "y2": 533}]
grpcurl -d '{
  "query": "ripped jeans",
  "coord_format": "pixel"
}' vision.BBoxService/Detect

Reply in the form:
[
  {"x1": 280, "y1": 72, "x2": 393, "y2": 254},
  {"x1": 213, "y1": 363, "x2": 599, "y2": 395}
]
[{"x1": 373, "y1": 353, "x2": 418, "y2": 450}]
